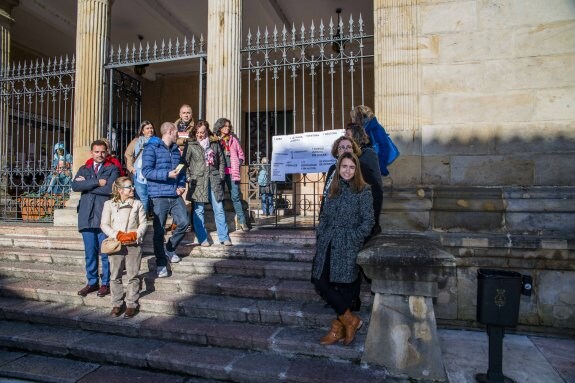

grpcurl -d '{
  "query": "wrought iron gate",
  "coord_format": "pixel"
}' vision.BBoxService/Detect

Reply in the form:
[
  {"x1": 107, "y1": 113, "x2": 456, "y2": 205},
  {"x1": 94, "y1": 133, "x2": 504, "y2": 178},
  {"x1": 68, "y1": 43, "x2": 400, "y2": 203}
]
[
  {"x1": 0, "y1": 57, "x2": 75, "y2": 222},
  {"x1": 240, "y1": 13, "x2": 374, "y2": 227},
  {"x1": 105, "y1": 35, "x2": 207, "y2": 168}
]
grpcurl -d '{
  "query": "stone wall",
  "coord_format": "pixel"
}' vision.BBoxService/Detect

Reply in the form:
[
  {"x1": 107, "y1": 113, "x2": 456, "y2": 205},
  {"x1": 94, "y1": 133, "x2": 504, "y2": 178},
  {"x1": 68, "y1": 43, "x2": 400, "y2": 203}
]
[{"x1": 381, "y1": 0, "x2": 575, "y2": 187}]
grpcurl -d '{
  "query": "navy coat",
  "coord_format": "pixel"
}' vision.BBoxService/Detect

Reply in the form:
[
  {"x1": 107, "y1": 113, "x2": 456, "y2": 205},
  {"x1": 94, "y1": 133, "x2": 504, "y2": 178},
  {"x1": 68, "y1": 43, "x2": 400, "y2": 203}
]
[{"x1": 72, "y1": 160, "x2": 120, "y2": 231}]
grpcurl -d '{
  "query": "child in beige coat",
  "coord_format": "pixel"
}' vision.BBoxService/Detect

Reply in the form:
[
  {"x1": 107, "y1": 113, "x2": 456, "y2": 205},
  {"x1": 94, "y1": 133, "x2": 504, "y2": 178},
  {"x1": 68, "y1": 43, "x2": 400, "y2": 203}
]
[{"x1": 101, "y1": 176, "x2": 147, "y2": 318}]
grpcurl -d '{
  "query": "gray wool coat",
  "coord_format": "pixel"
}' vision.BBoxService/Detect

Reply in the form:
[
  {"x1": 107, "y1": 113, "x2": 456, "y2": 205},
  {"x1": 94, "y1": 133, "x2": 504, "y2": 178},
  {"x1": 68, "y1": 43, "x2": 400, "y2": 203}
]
[
  {"x1": 312, "y1": 180, "x2": 375, "y2": 283},
  {"x1": 183, "y1": 136, "x2": 225, "y2": 203}
]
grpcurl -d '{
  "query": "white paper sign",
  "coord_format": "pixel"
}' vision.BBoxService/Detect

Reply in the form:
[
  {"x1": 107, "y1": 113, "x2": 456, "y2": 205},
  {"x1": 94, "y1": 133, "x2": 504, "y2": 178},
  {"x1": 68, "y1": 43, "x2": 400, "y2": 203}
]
[{"x1": 270, "y1": 129, "x2": 344, "y2": 181}]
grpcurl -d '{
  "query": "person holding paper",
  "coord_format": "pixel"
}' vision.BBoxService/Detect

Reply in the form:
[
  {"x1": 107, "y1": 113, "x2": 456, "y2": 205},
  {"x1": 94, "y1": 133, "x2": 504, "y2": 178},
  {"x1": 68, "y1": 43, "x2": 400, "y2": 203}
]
[
  {"x1": 183, "y1": 120, "x2": 231, "y2": 247},
  {"x1": 142, "y1": 122, "x2": 188, "y2": 278},
  {"x1": 312, "y1": 152, "x2": 374, "y2": 346}
]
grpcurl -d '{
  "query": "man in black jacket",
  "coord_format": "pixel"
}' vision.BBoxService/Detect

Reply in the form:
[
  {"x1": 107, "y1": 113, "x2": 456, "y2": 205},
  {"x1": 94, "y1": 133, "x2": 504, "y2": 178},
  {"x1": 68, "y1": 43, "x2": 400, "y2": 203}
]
[{"x1": 72, "y1": 140, "x2": 120, "y2": 297}]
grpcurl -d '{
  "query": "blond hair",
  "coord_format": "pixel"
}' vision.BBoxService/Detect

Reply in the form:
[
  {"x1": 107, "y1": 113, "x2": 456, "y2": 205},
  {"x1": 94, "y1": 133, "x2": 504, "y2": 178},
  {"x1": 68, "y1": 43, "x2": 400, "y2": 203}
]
[
  {"x1": 111, "y1": 176, "x2": 132, "y2": 202},
  {"x1": 350, "y1": 105, "x2": 375, "y2": 125}
]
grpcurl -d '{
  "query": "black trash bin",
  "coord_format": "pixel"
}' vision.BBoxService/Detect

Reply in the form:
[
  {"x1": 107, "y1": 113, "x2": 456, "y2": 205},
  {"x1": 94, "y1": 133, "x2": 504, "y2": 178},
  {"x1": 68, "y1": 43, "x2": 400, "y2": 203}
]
[
  {"x1": 477, "y1": 269, "x2": 522, "y2": 327},
  {"x1": 475, "y1": 269, "x2": 532, "y2": 383}
]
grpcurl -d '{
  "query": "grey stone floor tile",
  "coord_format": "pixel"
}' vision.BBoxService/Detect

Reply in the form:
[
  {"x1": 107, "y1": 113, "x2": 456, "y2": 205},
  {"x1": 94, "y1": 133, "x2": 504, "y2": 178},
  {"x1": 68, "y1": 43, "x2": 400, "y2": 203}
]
[
  {"x1": 440, "y1": 329, "x2": 565, "y2": 383},
  {"x1": 0, "y1": 354, "x2": 98, "y2": 383},
  {"x1": 77, "y1": 365, "x2": 187, "y2": 383},
  {"x1": 531, "y1": 335, "x2": 575, "y2": 383},
  {"x1": 0, "y1": 350, "x2": 26, "y2": 367}
]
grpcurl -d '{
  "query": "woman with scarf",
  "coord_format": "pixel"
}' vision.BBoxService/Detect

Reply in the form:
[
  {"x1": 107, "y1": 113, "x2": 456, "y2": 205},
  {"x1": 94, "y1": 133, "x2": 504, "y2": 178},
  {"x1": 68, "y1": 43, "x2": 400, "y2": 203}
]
[
  {"x1": 313, "y1": 152, "x2": 374, "y2": 346},
  {"x1": 124, "y1": 121, "x2": 155, "y2": 214},
  {"x1": 214, "y1": 118, "x2": 249, "y2": 232},
  {"x1": 183, "y1": 120, "x2": 232, "y2": 246}
]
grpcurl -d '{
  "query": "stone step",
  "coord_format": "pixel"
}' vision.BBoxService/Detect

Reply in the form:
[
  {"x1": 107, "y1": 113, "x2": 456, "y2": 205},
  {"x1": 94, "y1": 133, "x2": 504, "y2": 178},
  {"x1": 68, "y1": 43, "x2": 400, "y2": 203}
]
[
  {"x1": 0, "y1": 250, "x2": 313, "y2": 281},
  {"x1": 0, "y1": 277, "x2": 372, "y2": 327},
  {"x1": 0, "y1": 307, "x2": 394, "y2": 382}
]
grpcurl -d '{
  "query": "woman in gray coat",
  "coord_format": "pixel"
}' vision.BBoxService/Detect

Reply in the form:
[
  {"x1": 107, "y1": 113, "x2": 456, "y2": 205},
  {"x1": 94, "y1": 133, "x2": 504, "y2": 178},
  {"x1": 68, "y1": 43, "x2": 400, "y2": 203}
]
[
  {"x1": 182, "y1": 120, "x2": 231, "y2": 246},
  {"x1": 312, "y1": 152, "x2": 374, "y2": 346}
]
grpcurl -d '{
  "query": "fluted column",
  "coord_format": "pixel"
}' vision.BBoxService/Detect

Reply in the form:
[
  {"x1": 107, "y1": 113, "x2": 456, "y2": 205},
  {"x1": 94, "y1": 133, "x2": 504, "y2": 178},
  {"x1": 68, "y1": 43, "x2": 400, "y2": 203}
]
[
  {"x1": 374, "y1": 0, "x2": 421, "y2": 184},
  {"x1": 0, "y1": 0, "x2": 18, "y2": 200},
  {"x1": 73, "y1": 0, "x2": 111, "y2": 174},
  {"x1": 55, "y1": 0, "x2": 110, "y2": 226},
  {"x1": 206, "y1": 0, "x2": 241, "y2": 137}
]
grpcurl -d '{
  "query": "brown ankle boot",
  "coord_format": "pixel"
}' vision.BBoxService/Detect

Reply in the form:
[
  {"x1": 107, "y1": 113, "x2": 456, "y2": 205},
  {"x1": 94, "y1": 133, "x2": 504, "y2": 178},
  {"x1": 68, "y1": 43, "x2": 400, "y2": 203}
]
[
  {"x1": 320, "y1": 319, "x2": 345, "y2": 345},
  {"x1": 338, "y1": 309, "x2": 363, "y2": 345}
]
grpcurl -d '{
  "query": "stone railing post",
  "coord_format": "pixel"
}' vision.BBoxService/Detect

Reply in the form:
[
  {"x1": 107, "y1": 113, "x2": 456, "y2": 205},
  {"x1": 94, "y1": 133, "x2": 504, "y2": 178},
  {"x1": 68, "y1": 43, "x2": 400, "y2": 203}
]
[{"x1": 357, "y1": 234, "x2": 456, "y2": 381}]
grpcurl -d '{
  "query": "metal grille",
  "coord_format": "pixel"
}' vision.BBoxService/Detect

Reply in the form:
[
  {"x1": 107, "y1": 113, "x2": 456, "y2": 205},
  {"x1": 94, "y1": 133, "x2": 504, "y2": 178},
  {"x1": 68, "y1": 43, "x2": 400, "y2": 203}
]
[
  {"x1": 241, "y1": 14, "x2": 373, "y2": 227},
  {"x1": 0, "y1": 57, "x2": 75, "y2": 222}
]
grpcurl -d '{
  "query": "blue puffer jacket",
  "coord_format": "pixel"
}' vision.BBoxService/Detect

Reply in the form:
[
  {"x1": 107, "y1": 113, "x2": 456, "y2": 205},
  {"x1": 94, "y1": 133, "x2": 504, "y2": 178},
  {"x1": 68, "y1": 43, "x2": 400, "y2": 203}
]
[{"x1": 142, "y1": 136, "x2": 186, "y2": 198}]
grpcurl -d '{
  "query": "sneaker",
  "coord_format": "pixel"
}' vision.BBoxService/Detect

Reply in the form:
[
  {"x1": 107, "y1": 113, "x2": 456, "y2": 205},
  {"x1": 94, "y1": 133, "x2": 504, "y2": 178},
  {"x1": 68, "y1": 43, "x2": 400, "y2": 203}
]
[
  {"x1": 77, "y1": 284, "x2": 99, "y2": 297},
  {"x1": 165, "y1": 248, "x2": 181, "y2": 263},
  {"x1": 157, "y1": 266, "x2": 168, "y2": 278},
  {"x1": 97, "y1": 285, "x2": 110, "y2": 297},
  {"x1": 200, "y1": 241, "x2": 211, "y2": 247},
  {"x1": 239, "y1": 223, "x2": 250, "y2": 232},
  {"x1": 222, "y1": 240, "x2": 233, "y2": 246}
]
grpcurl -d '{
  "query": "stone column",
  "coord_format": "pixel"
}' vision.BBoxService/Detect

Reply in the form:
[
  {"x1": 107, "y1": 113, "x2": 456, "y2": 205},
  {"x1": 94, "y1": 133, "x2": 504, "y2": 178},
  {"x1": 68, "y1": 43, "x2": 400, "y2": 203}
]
[
  {"x1": 0, "y1": 0, "x2": 18, "y2": 210},
  {"x1": 206, "y1": 0, "x2": 241, "y2": 137},
  {"x1": 54, "y1": 0, "x2": 111, "y2": 226},
  {"x1": 357, "y1": 234, "x2": 455, "y2": 381},
  {"x1": 373, "y1": 0, "x2": 422, "y2": 185}
]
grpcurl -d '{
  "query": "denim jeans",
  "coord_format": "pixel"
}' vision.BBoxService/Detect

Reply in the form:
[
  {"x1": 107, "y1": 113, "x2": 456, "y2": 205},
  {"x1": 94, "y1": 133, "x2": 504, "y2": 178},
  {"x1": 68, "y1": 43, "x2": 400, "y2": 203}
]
[
  {"x1": 80, "y1": 228, "x2": 109, "y2": 286},
  {"x1": 134, "y1": 180, "x2": 149, "y2": 214},
  {"x1": 224, "y1": 174, "x2": 246, "y2": 225},
  {"x1": 151, "y1": 196, "x2": 189, "y2": 267},
  {"x1": 261, "y1": 192, "x2": 274, "y2": 215},
  {"x1": 193, "y1": 181, "x2": 230, "y2": 243}
]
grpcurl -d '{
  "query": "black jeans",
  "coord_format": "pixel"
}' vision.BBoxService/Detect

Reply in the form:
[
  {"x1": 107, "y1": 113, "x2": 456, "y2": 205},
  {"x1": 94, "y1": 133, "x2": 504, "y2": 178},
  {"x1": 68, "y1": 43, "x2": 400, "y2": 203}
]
[{"x1": 312, "y1": 247, "x2": 361, "y2": 316}]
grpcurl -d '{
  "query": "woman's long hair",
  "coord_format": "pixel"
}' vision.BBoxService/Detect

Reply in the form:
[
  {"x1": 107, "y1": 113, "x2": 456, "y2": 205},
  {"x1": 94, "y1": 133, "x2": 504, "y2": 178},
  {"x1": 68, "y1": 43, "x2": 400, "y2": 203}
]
[
  {"x1": 214, "y1": 118, "x2": 232, "y2": 137},
  {"x1": 111, "y1": 176, "x2": 132, "y2": 203},
  {"x1": 138, "y1": 120, "x2": 153, "y2": 136},
  {"x1": 345, "y1": 123, "x2": 370, "y2": 146},
  {"x1": 328, "y1": 152, "x2": 367, "y2": 199},
  {"x1": 350, "y1": 105, "x2": 374, "y2": 125}
]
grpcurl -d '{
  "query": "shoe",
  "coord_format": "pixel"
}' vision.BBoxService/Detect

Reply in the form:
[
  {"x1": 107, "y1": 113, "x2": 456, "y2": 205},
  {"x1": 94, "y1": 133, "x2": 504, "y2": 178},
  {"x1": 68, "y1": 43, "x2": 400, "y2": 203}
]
[
  {"x1": 371, "y1": 223, "x2": 382, "y2": 236},
  {"x1": 239, "y1": 223, "x2": 250, "y2": 232},
  {"x1": 77, "y1": 284, "x2": 99, "y2": 297},
  {"x1": 110, "y1": 306, "x2": 123, "y2": 317},
  {"x1": 165, "y1": 248, "x2": 181, "y2": 263},
  {"x1": 338, "y1": 309, "x2": 363, "y2": 345},
  {"x1": 157, "y1": 266, "x2": 168, "y2": 278},
  {"x1": 169, "y1": 223, "x2": 177, "y2": 232},
  {"x1": 200, "y1": 241, "x2": 211, "y2": 247},
  {"x1": 124, "y1": 307, "x2": 138, "y2": 318},
  {"x1": 97, "y1": 285, "x2": 110, "y2": 297},
  {"x1": 222, "y1": 240, "x2": 232, "y2": 246},
  {"x1": 320, "y1": 319, "x2": 345, "y2": 345}
]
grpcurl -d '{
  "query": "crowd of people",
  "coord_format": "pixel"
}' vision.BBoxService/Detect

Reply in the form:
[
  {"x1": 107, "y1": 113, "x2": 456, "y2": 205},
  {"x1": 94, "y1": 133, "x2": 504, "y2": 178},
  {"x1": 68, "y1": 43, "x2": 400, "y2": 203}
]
[{"x1": 71, "y1": 103, "x2": 389, "y2": 348}]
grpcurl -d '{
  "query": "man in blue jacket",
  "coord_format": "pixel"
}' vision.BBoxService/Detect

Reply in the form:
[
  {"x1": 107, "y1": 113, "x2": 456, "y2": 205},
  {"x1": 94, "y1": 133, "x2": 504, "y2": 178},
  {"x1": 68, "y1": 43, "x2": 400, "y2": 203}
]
[
  {"x1": 142, "y1": 121, "x2": 188, "y2": 278},
  {"x1": 72, "y1": 140, "x2": 120, "y2": 297}
]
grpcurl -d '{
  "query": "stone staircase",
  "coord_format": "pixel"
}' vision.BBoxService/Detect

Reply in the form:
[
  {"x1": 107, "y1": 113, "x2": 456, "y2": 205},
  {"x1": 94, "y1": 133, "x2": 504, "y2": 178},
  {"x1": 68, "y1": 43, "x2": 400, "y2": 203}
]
[{"x1": 0, "y1": 224, "x2": 399, "y2": 382}]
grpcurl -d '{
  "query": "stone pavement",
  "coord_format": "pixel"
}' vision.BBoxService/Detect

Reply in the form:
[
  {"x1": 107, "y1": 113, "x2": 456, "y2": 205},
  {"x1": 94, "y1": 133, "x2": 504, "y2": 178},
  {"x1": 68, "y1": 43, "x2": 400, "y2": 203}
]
[{"x1": 0, "y1": 327, "x2": 572, "y2": 382}]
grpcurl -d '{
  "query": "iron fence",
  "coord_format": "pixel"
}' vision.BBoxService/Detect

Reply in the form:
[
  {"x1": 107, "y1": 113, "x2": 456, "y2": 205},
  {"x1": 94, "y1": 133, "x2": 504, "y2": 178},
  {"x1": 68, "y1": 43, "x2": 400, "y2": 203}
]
[{"x1": 0, "y1": 56, "x2": 75, "y2": 222}]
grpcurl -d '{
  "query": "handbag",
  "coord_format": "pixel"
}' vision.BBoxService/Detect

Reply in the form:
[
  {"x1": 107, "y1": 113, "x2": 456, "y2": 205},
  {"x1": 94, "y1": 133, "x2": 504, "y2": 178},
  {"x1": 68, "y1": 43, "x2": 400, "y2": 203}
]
[
  {"x1": 101, "y1": 237, "x2": 122, "y2": 254},
  {"x1": 369, "y1": 128, "x2": 400, "y2": 166}
]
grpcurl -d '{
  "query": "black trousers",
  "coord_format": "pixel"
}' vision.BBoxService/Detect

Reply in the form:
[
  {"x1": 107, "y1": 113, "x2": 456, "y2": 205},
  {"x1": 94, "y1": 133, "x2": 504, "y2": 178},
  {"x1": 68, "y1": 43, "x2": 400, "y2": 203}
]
[{"x1": 313, "y1": 247, "x2": 361, "y2": 316}]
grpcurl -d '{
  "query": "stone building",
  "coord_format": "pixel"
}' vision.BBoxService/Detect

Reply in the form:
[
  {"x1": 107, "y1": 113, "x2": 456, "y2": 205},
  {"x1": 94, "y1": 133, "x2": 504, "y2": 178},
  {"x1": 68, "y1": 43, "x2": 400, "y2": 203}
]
[{"x1": 1, "y1": 0, "x2": 574, "y2": 333}]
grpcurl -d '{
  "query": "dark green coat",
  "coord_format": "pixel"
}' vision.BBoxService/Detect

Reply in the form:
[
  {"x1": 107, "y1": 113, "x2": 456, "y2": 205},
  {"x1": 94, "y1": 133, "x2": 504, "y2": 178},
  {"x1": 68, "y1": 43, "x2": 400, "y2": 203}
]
[{"x1": 183, "y1": 137, "x2": 225, "y2": 203}]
